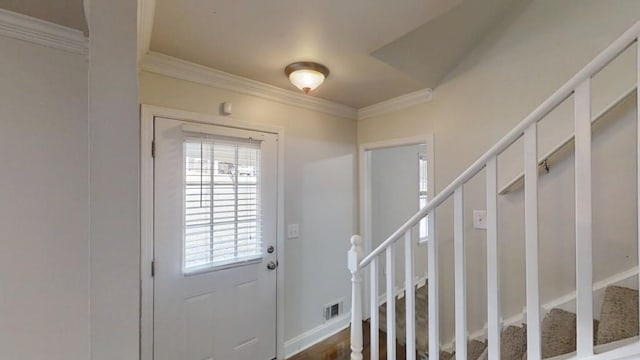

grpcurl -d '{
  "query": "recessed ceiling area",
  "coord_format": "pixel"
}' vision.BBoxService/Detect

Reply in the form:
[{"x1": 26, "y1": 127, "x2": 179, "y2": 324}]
[
  {"x1": 373, "y1": 0, "x2": 530, "y2": 89},
  {"x1": 0, "y1": 0, "x2": 87, "y2": 33},
  {"x1": 150, "y1": 0, "x2": 462, "y2": 109},
  {"x1": 148, "y1": 0, "x2": 527, "y2": 109}
]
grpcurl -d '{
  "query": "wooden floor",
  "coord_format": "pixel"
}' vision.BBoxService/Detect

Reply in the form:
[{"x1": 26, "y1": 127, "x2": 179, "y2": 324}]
[{"x1": 288, "y1": 321, "x2": 408, "y2": 360}]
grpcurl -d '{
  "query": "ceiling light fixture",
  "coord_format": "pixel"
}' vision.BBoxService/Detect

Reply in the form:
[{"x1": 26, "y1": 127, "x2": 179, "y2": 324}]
[{"x1": 285, "y1": 62, "x2": 330, "y2": 94}]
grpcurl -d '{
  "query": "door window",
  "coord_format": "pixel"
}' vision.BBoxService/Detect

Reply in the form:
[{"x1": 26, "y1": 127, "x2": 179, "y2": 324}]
[{"x1": 183, "y1": 134, "x2": 262, "y2": 273}]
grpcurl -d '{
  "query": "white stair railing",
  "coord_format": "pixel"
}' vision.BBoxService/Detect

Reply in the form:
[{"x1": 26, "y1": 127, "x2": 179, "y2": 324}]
[{"x1": 349, "y1": 20, "x2": 640, "y2": 360}]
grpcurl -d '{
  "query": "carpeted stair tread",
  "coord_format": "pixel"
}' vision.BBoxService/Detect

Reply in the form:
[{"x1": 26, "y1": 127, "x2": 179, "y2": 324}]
[
  {"x1": 378, "y1": 283, "x2": 429, "y2": 354},
  {"x1": 469, "y1": 339, "x2": 488, "y2": 360},
  {"x1": 376, "y1": 284, "x2": 638, "y2": 360},
  {"x1": 440, "y1": 350, "x2": 454, "y2": 360},
  {"x1": 541, "y1": 308, "x2": 577, "y2": 358},
  {"x1": 447, "y1": 340, "x2": 488, "y2": 360},
  {"x1": 521, "y1": 317, "x2": 599, "y2": 360},
  {"x1": 501, "y1": 325, "x2": 527, "y2": 360},
  {"x1": 596, "y1": 286, "x2": 639, "y2": 345}
]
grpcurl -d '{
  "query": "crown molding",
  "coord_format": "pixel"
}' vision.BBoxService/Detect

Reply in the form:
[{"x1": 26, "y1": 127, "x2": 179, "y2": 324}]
[
  {"x1": 142, "y1": 52, "x2": 358, "y2": 120},
  {"x1": 0, "y1": 9, "x2": 88, "y2": 55},
  {"x1": 358, "y1": 88, "x2": 433, "y2": 120}
]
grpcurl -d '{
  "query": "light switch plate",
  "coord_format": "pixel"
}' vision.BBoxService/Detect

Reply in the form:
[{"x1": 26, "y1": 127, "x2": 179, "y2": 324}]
[
  {"x1": 473, "y1": 210, "x2": 488, "y2": 230},
  {"x1": 287, "y1": 224, "x2": 300, "y2": 239}
]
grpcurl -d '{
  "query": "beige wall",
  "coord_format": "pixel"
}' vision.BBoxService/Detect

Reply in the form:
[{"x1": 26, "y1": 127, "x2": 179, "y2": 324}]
[
  {"x1": 358, "y1": 0, "x2": 640, "y2": 344},
  {"x1": 139, "y1": 71, "x2": 358, "y2": 346},
  {"x1": 0, "y1": 36, "x2": 89, "y2": 359}
]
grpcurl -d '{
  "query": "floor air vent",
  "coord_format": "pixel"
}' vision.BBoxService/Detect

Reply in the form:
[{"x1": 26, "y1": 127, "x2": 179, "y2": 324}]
[{"x1": 323, "y1": 299, "x2": 344, "y2": 322}]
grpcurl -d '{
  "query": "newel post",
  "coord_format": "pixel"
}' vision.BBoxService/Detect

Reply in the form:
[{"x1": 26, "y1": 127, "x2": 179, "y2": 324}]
[{"x1": 348, "y1": 235, "x2": 364, "y2": 360}]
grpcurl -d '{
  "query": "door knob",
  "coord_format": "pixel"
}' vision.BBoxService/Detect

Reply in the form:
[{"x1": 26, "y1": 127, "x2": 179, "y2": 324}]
[{"x1": 267, "y1": 261, "x2": 278, "y2": 270}]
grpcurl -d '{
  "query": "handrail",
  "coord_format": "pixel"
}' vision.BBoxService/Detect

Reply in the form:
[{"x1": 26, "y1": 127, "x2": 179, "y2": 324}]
[{"x1": 359, "y1": 20, "x2": 640, "y2": 269}]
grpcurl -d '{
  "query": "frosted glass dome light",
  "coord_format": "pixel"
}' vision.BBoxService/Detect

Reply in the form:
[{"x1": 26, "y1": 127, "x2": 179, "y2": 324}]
[{"x1": 285, "y1": 62, "x2": 330, "y2": 94}]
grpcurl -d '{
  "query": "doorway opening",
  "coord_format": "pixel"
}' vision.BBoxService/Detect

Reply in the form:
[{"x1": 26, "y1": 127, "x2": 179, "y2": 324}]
[{"x1": 359, "y1": 135, "x2": 434, "y2": 319}]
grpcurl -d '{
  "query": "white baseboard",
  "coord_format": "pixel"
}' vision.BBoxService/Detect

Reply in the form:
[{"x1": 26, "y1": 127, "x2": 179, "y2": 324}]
[
  {"x1": 284, "y1": 313, "x2": 351, "y2": 358},
  {"x1": 441, "y1": 266, "x2": 639, "y2": 352},
  {"x1": 283, "y1": 275, "x2": 428, "y2": 358}
]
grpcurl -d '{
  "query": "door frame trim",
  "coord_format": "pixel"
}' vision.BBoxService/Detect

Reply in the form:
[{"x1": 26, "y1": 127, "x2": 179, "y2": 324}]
[{"x1": 140, "y1": 104, "x2": 286, "y2": 360}]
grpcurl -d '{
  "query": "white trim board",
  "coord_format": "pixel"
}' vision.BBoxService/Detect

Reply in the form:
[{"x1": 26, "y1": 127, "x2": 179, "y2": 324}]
[
  {"x1": 142, "y1": 52, "x2": 358, "y2": 120},
  {"x1": 140, "y1": 105, "x2": 287, "y2": 360},
  {"x1": 284, "y1": 313, "x2": 351, "y2": 358},
  {"x1": 441, "y1": 266, "x2": 640, "y2": 353},
  {"x1": 358, "y1": 88, "x2": 433, "y2": 120},
  {"x1": 0, "y1": 8, "x2": 88, "y2": 55},
  {"x1": 137, "y1": 0, "x2": 156, "y2": 68}
]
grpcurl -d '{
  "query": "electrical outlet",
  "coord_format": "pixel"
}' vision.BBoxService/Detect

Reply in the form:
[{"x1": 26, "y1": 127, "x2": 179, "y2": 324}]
[
  {"x1": 473, "y1": 210, "x2": 487, "y2": 230},
  {"x1": 287, "y1": 224, "x2": 299, "y2": 239}
]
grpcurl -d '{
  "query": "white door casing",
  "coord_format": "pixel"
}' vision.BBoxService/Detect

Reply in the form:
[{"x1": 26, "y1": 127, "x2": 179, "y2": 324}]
[{"x1": 153, "y1": 117, "x2": 279, "y2": 360}]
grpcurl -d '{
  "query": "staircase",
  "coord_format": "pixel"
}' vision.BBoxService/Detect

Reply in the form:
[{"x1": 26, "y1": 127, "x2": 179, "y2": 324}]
[
  {"x1": 347, "y1": 21, "x2": 640, "y2": 360},
  {"x1": 377, "y1": 284, "x2": 639, "y2": 359}
]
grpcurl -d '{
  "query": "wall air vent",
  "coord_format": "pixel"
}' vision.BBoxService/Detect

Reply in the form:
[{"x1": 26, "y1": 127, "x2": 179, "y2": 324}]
[{"x1": 323, "y1": 299, "x2": 344, "y2": 322}]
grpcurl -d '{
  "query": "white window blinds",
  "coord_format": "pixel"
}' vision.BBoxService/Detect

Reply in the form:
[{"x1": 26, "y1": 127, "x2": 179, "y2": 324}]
[{"x1": 183, "y1": 133, "x2": 262, "y2": 272}]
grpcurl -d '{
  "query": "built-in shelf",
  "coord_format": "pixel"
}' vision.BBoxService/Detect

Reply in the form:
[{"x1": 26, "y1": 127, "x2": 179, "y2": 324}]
[{"x1": 499, "y1": 85, "x2": 637, "y2": 195}]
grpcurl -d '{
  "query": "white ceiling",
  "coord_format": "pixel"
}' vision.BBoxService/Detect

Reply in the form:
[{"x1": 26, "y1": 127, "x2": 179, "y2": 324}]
[
  {"x1": 150, "y1": 0, "x2": 464, "y2": 109},
  {"x1": 0, "y1": 0, "x2": 87, "y2": 33}
]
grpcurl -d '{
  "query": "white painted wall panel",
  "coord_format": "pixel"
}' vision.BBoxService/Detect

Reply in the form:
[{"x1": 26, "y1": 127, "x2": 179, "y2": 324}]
[
  {"x1": 0, "y1": 36, "x2": 88, "y2": 359},
  {"x1": 88, "y1": 0, "x2": 140, "y2": 358}
]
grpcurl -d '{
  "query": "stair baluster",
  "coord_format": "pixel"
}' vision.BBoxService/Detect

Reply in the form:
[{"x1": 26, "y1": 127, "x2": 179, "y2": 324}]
[
  {"x1": 575, "y1": 78, "x2": 594, "y2": 358},
  {"x1": 428, "y1": 208, "x2": 439, "y2": 360},
  {"x1": 370, "y1": 257, "x2": 379, "y2": 360},
  {"x1": 487, "y1": 156, "x2": 501, "y2": 360},
  {"x1": 524, "y1": 123, "x2": 542, "y2": 360},
  {"x1": 454, "y1": 187, "x2": 467, "y2": 360},
  {"x1": 348, "y1": 235, "x2": 363, "y2": 360},
  {"x1": 636, "y1": 34, "x2": 640, "y2": 341},
  {"x1": 386, "y1": 245, "x2": 397, "y2": 359},
  {"x1": 405, "y1": 231, "x2": 416, "y2": 360}
]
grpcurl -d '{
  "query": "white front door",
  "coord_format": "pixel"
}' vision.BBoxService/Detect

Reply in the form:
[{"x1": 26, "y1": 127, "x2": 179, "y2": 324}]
[{"x1": 153, "y1": 117, "x2": 278, "y2": 360}]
